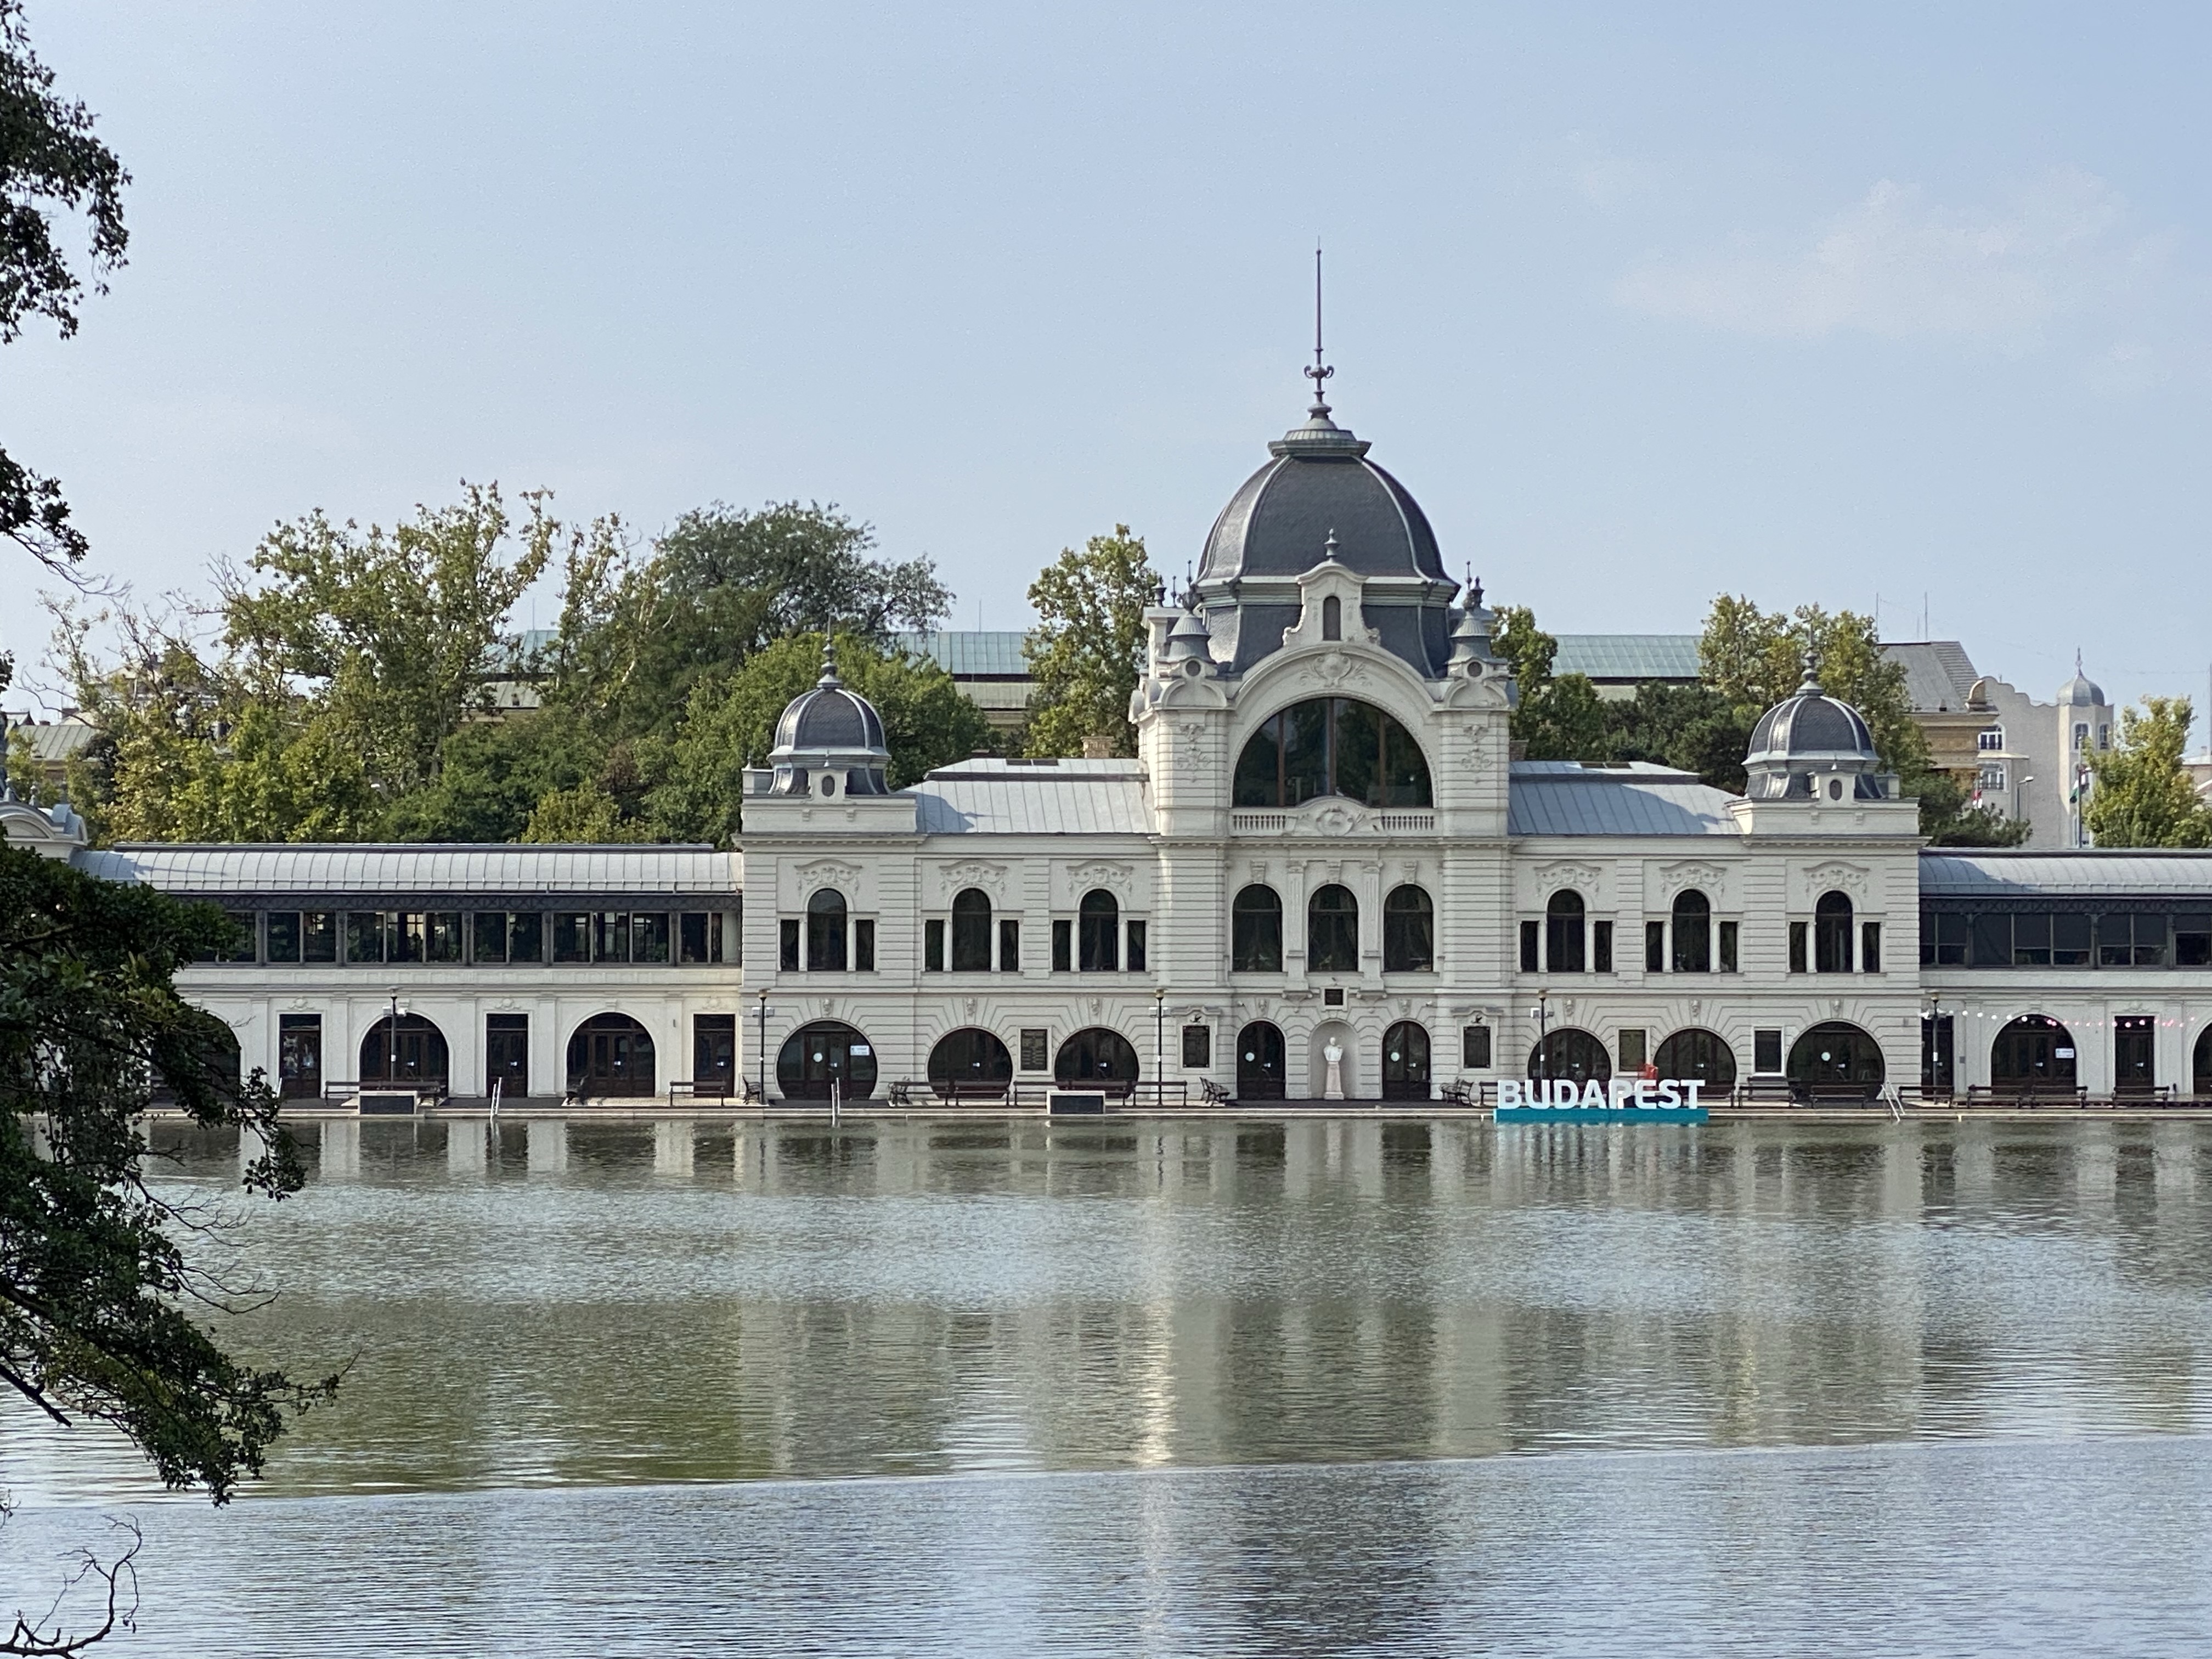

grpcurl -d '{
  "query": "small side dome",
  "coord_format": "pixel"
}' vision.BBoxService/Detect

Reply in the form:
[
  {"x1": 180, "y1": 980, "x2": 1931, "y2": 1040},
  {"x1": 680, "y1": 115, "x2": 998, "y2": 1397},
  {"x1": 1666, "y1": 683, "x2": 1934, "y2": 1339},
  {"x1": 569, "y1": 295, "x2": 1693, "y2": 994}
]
[
  {"x1": 1742, "y1": 668, "x2": 1891, "y2": 802},
  {"x1": 2057, "y1": 658, "x2": 2105, "y2": 707},
  {"x1": 766, "y1": 642, "x2": 892, "y2": 798}
]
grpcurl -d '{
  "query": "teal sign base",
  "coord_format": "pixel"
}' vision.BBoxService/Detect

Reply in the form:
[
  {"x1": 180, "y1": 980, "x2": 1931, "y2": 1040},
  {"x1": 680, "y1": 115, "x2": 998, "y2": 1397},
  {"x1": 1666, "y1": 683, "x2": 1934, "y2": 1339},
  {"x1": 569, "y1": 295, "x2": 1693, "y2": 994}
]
[{"x1": 1495, "y1": 1104, "x2": 1707, "y2": 1124}]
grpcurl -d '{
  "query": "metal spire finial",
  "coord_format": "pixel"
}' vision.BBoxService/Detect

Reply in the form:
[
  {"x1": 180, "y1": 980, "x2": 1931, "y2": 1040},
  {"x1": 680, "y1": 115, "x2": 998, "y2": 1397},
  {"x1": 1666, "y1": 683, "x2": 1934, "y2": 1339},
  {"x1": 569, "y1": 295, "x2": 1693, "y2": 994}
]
[
  {"x1": 1304, "y1": 242, "x2": 1333, "y2": 414},
  {"x1": 817, "y1": 636, "x2": 842, "y2": 689}
]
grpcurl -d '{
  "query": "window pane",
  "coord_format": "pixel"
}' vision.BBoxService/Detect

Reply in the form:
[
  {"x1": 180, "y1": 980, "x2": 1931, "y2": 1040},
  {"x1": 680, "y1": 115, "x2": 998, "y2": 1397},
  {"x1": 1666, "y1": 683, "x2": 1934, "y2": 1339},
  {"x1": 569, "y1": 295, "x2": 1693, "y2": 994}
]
[
  {"x1": 1280, "y1": 700, "x2": 1330, "y2": 805},
  {"x1": 302, "y1": 911, "x2": 339, "y2": 963},
  {"x1": 1232, "y1": 714, "x2": 1282, "y2": 808},
  {"x1": 1331, "y1": 698, "x2": 1380, "y2": 806},
  {"x1": 780, "y1": 918, "x2": 800, "y2": 971},
  {"x1": 595, "y1": 913, "x2": 630, "y2": 963},
  {"x1": 998, "y1": 918, "x2": 1019, "y2": 973},
  {"x1": 1861, "y1": 921, "x2": 1882, "y2": 973},
  {"x1": 1380, "y1": 715, "x2": 1432, "y2": 808},
  {"x1": 347, "y1": 912, "x2": 385, "y2": 964},
  {"x1": 1052, "y1": 919, "x2": 1072, "y2": 972},
  {"x1": 633, "y1": 912, "x2": 670, "y2": 963},
  {"x1": 1719, "y1": 921, "x2": 1739, "y2": 972},
  {"x1": 554, "y1": 913, "x2": 591, "y2": 963},
  {"x1": 1973, "y1": 915, "x2": 2012, "y2": 967},
  {"x1": 1126, "y1": 919, "x2": 1147, "y2": 972},
  {"x1": 924, "y1": 918, "x2": 944, "y2": 972},
  {"x1": 2132, "y1": 913, "x2": 2168, "y2": 966},
  {"x1": 1646, "y1": 921, "x2": 1666, "y2": 973},
  {"x1": 2097, "y1": 912, "x2": 2133, "y2": 967},
  {"x1": 1520, "y1": 920, "x2": 1539, "y2": 972},
  {"x1": 2176, "y1": 914, "x2": 2212, "y2": 967},
  {"x1": 267, "y1": 912, "x2": 302, "y2": 963},
  {"x1": 1593, "y1": 920, "x2": 1613, "y2": 974},
  {"x1": 510, "y1": 912, "x2": 544, "y2": 963},
  {"x1": 473, "y1": 911, "x2": 507, "y2": 964},
  {"x1": 679, "y1": 912, "x2": 710, "y2": 964},
  {"x1": 1788, "y1": 922, "x2": 1807, "y2": 974},
  {"x1": 427, "y1": 913, "x2": 462, "y2": 963},
  {"x1": 2052, "y1": 913, "x2": 2092, "y2": 966},
  {"x1": 2012, "y1": 913, "x2": 2051, "y2": 967},
  {"x1": 854, "y1": 918, "x2": 876, "y2": 972}
]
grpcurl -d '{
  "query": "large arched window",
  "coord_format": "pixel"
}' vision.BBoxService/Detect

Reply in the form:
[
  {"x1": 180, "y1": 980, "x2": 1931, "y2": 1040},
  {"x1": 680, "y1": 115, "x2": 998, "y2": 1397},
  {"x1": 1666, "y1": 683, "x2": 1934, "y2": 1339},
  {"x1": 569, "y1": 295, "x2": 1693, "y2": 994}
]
[
  {"x1": 806, "y1": 888, "x2": 848, "y2": 972},
  {"x1": 1383, "y1": 885, "x2": 1434, "y2": 972},
  {"x1": 927, "y1": 1028, "x2": 1013, "y2": 1096},
  {"x1": 1546, "y1": 890, "x2": 1585, "y2": 974},
  {"x1": 1232, "y1": 884, "x2": 1283, "y2": 973},
  {"x1": 1653, "y1": 1028, "x2": 1736, "y2": 1087},
  {"x1": 1308, "y1": 884, "x2": 1359, "y2": 972},
  {"x1": 1079, "y1": 889, "x2": 1120, "y2": 972},
  {"x1": 1671, "y1": 889, "x2": 1711, "y2": 974},
  {"x1": 1787, "y1": 1021, "x2": 1883, "y2": 1102},
  {"x1": 1232, "y1": 697, "x2": 1431, "y2": 809},
  {"x1": 566, "y1": 1013, "x2": 653, "y2": 1097},
  {"x1": 1991, "y1": 1014, "x2": 2076, "y2": 1096},
  {"x1": 1055, "y1": 1027, "x2": 1140, "y2": 1096},
  {"x1": 1527, "y1": 1029, "x2": 1610, "y2": 1084},
  {"x1": 950, "y1": 887, "x2": 993, "y2": 972},
  {"x1": 777, "y1": 1020, "x2": 878, "y2": 1101},
  {"x1": 362, "y1": 1013, "x2": 449, "y2": 1085},
  {"x1": 1814, "y1": 890, "x2": 1853, "y2": 974}
]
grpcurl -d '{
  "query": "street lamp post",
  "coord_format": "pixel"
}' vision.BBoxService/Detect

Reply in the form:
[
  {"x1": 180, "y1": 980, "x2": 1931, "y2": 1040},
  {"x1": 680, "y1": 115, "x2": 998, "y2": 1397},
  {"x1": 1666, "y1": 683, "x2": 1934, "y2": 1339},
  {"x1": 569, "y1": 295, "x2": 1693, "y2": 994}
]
[
  {"x1": 757, "y1": 988, "x2": 769, "y2": 1104},
  {"x1": 386, "y1": 985, "x2": 402, "y2": 1086},
  {"x1": 1535, "y1": 987, "x2": 1550, "y2": 1093},
  {"x1": 1154, "y1": 988, "x2": 1165, "y2": 1111}
]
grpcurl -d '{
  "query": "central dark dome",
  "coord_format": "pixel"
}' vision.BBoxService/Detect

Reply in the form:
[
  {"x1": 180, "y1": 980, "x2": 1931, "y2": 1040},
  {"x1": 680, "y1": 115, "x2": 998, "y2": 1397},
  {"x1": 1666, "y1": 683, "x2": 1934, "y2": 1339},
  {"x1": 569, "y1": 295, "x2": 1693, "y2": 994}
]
[{"x1": 1198, "y1": 406, "x2": 1446, "y2": 583}]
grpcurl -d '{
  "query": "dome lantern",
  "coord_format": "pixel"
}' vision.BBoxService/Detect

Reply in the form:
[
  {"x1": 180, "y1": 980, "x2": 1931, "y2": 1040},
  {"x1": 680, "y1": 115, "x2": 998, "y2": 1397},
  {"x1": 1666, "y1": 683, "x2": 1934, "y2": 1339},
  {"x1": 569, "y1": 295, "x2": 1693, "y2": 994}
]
[{"x1": 1741, "y1": 664, "x2": 1894, "y2": 803}]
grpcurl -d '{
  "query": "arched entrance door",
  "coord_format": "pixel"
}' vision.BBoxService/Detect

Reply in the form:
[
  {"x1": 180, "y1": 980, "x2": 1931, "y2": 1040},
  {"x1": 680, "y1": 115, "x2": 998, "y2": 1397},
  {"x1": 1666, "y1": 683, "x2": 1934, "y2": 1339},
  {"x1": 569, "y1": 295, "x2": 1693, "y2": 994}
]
[
  {"x1": 777, "y1": 1021, "x2": 878, "y2": 1101},
  {"x1": 567, "y1": 1013, "x2": 656, "y2": 1097},
  {"x1": 1990, "y1": 1015, "x2": 2076, "y2": 1097},
  {"x1": 1787, "y1": 1022, "x2": 1884, "y2": 1102},
  {"x1": 1237, "y1": 1022, "x2": 1286, "y2": 1101},
  {"x1": 927, "y1": 1028, "x2": 1013, "y2": 1099},
  {"x1": 1054, "y1": 1028, "x2": 1139, "y2": 1099},
  {"x1": 1381, "y1": 1022, "x2": 1431, "y2": 1101},
  {"x1": 360, "y1": 1014, "x2": 450, "y2": 1086},
  {"x1": 1527, "y1": 1028, "x2": 1610, "y2": 1084},
  {"x1": 1654, "y1": 1028, "x2": 1736, "y2": 1089}
]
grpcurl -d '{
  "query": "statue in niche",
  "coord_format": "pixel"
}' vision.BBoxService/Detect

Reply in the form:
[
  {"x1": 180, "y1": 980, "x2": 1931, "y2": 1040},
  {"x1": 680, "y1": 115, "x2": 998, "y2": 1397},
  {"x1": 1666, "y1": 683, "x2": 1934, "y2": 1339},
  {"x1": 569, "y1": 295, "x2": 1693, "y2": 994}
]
[{"x1": 1323, "y1": 1037, "x2": 1345, "y2": 1101}]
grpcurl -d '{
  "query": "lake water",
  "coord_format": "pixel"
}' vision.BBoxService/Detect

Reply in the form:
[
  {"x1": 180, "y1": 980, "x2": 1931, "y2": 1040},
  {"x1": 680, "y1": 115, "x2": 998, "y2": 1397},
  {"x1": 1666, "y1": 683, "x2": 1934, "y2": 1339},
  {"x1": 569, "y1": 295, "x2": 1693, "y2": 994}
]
[{"x1": 5, "y1": 1115, "x2": 2211, "y2": 1654}]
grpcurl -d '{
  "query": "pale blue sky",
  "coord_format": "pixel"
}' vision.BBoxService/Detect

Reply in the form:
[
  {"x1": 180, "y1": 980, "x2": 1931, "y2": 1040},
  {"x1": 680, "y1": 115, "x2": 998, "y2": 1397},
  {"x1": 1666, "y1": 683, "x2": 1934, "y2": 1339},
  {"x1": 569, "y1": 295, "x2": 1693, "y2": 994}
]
[{"x1": 6, "y1": 2, "x2": 2208, "y2": 725}]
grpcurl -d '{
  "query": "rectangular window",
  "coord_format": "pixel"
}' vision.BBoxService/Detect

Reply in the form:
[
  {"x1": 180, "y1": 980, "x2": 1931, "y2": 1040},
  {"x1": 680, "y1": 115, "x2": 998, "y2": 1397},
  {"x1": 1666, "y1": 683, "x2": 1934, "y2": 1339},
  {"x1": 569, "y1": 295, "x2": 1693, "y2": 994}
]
[
  {"x1": 854, "y1": 918, "x2": 875, "y2": 972},
  {"x1": 2052, "y1": 913, "x2": 2092, "y2": 966},
  {"x1": 2176, "y1": 913, "x2": 2212, "y2": 967},
  {"x1": 346, "y1": 911, "x2": 385, "y2": 964},
  {"x1": 1972, "y1": 913, "x2": 2011, "y2": 967},
  {"x1": 267, "y1": 911, "x2": 302, "y2": 963},
  {"x1": 679, "y1": 912, "x2": 721, "y2": 964},
  {"x1": 1861, "y1": 921, "x2": 1882, "y2": 973},
  {"x1": 1462, "y1": 1025, "x2": 1492, "y2": 1069},
  {"x1": 2074, "y1": 722, "x2": 2089, "y2": 751},
  {"x1": 2013, "y1": 913, "x2": 2052, "y2": 967},
  {"x1": 779, "y1": 918, "x2": 800, "y2": 971},
  {"x1": 1182, "y1": 1025, "x2": 1210, "y2": 1068},
  {"x1": 1754, "y1": 1029, "x2": 1784, "y2": 1074},
  {"x1": 999, "y1": 918, "x2": 1019, "y2": 972},
  {"x1": 426, "y1": 912, "x2": 462, "y2": 963},
  {"x1": 302, "y1": 910, "x2": 338, "y2": 963},
  {"x1": 1592, "y1": 921, "x2": 1612, "y2": 975},
  {"x1": 2096, "y1": 912, "x2": 2165, "y2": 967},
  {"x1": 1645, "y1": 921, "x2": 1666, "y2": 973},
  {"x1": 554, "y1": 913, "x2": 591, "y2": 964},
  {"x1": 1052, "y1": 919, "x2": 1073, "y2": 972},
  {"x1": 510, "y1": 912, "x2": 544, "y2": 964},
  {"x1": 472, "y1": 911, "x2": 508, "y2": 964},
  {"x1": 1520, "y1": 920, "x2": 1540, "y2": 973},
  {"x1": 2131, "y1": 913, "x2": 2168, "y2": 967},
  {"x1": 632, "y1": 912, "x2": 671, "y2": 964},
  {"x1": 924, "y1": 918, "x2": 945, "y2": 972},
  {"x1": 1718, "y1": 920, "x2": 1739, "y2": 972},
  {"x1": 594, "y1": 912, "x2": 630, "y2": 963},
  {"x1": 1020, "y1": 1029, "x2": 1049, "y2": 1071},
  {"x1": 1788, "y1": 922, "x2": 1807, "y2": 975},
  {"x1": 199, "y1": 909, "x2": 256, "y2": 963},
  {"x1": 1126, "y1": 920, "x2": 1147, "y2": 972},
  {"x1": 385, "y1": 913, "x2": 423, "y2": 964},
  {"x1": 1618, "y1": 1028, "x2": 1647, "y2": 1070},
  {"x1": 1978, "y1": 763, "x2": 2006, "y2": 793}
]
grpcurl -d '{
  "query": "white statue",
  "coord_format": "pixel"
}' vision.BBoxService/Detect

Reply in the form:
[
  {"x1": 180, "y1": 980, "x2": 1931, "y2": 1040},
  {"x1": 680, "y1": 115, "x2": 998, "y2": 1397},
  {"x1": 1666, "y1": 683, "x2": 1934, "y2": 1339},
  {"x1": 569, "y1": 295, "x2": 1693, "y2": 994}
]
[{"x1": 1322, "y1": 1037, "x2": 1345, "y2": 1101}]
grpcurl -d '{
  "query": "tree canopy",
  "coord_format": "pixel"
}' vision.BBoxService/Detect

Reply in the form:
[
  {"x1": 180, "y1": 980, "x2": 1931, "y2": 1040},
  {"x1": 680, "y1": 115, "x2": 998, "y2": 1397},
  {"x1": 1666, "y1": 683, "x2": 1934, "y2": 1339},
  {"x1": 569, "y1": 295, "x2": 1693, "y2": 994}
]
[
  {"x1": 1, "y1": 0, "x2": 128, "y2": 581},
  {"x1": 1022, "y1": 526, "x2": 1159, "y2": 758},
  {"x1": 2086, "y1": 696, "x2": 2212, "y2": 848}
]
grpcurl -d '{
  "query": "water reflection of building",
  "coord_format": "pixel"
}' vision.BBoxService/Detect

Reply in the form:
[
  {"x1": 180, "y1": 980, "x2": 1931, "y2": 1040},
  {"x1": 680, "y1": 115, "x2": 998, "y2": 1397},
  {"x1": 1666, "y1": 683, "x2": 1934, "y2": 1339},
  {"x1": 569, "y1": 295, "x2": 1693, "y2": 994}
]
[{"x1": 7, "y1": 364, "x2": 2212, "y2": 1105}]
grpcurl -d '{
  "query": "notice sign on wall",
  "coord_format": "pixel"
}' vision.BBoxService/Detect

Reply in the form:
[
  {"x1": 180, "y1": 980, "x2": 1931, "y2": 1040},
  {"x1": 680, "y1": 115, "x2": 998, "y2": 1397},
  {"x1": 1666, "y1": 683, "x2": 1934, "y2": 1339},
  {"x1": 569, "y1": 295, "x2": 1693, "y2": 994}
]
[{"x1": 1494, "y1": 1078, "x2": 1708, "y2": 1124}]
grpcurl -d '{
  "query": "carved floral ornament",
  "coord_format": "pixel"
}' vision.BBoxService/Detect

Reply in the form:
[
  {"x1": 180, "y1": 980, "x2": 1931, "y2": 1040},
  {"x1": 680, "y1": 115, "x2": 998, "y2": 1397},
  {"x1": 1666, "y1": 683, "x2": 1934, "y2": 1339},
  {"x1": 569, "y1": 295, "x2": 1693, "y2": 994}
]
[
  {"x1": 1066, "y1": 860, "x2": 1135, "y2": 899},
  {"x1": 936, "y1": 859, "x2": 1008, "y2": 903},
  {"x1": 1803, "y1": 861, "x2": 1871, "y2": 903},
  {"x1": 1536, "y1": 861, "x2": 1602, "y2": 897},
  {"x1": 793, "y1": 858, "x2": 864, "y2": 896},
  {"x1": 1658, "y1": 860, "x2": 1728, "y2": 899}
]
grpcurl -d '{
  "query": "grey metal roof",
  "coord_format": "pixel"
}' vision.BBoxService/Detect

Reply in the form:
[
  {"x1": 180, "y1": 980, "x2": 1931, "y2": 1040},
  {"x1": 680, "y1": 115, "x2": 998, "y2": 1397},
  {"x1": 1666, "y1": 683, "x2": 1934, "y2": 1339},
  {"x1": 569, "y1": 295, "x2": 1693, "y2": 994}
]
[
  {"x1": 894, "y1": 630, "x2": 1033, "y2": 678},
  {"x1": 1508, "y1": 763, "x2": 1740, "y2": 837},
  {"x1": 75, "y1": 843, "x2": 739, "y2": 898},
  {"x1": 1920, "y1": 850, "x2": 2212, "y2": 899},
  {"x1": 3, "y1": 718, "x2": 97, "y2": 762},
  {"x1": 915, "y1": 761, "x2": 1152, "y2": 836},
  {"x1": 1551, "y1": 635, "x2": 1700, "y2": 682},
  {"x1": 1878, "y1": 641, "x2": 1981, "y2": 713}
]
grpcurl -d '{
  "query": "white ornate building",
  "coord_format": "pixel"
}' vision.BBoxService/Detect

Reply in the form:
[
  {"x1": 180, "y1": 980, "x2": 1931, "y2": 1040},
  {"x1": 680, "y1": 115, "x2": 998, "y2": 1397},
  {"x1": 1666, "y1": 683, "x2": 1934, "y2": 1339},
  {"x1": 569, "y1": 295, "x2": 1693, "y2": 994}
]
[{"x1": 7, "y1": 380, "x2": 2212, "y2": 1104}]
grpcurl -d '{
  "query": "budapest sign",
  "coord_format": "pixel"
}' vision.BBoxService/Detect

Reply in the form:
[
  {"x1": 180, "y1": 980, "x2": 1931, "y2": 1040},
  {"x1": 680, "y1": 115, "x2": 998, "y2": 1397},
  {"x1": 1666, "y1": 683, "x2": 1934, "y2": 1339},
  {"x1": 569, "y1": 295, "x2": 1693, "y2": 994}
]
[{"x1": 1494, "y1": 1077, "x2": 1709, "y2": 1124}]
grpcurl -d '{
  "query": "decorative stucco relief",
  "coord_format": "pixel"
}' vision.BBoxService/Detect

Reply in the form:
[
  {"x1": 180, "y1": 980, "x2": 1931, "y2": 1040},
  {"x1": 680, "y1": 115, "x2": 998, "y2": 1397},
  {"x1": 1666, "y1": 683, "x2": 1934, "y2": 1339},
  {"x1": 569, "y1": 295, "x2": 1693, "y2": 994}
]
[{"x1": 936, "y1": 859, "x2": 1008, "y2": 904}]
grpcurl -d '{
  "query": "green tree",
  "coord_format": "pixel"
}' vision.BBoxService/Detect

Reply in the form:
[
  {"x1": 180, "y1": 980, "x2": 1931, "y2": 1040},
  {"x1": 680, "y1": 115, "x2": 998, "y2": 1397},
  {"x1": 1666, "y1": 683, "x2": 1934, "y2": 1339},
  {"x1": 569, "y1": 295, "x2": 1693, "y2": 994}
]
[
  {"x1": 641, "y1": 633, "x2": 990, "y2": 845},
  {"x1": 2, "y1": 0, "x2": 129, "y2": 579},
  {"x1": 520, "y1": 780, "x2": 650, "y2": 844},
  {"x1": 2085, "y1": 695, "x2": 2212, "y2": 848},
  {"x1": 1022, "y1": 527, "x2": 1159, "y2": 759},
  {"x1": 549, "y1": 503, "x2": 950, "y2": 745},
  {"x1": 378, "y1": 711, "x2": 600, "y2": 844},
  {"x1": 1490, "y1": 603, "x2": 1609, "y2": 761},
  {"x1": 1602, "y1": 681, "x2": 1760, "y2": 794},
  {"x1": 1, "y1": 848, "x2": 337, "y2": 1492}
]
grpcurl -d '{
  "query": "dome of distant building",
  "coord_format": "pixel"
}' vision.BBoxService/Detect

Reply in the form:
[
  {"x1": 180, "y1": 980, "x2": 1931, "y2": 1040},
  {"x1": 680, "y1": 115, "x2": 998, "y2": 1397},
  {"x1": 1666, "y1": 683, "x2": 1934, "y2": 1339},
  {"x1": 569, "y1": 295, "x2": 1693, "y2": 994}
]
[
  {"x1": 1742, "y1": 670, "x2": 1892, "y2": 802},
  {"x1": 767, "y1": 644, "x2": 891, "y2": 798},
  {"x1": 2058, "y1": 663, "x2": 2106, "y2": 707}
]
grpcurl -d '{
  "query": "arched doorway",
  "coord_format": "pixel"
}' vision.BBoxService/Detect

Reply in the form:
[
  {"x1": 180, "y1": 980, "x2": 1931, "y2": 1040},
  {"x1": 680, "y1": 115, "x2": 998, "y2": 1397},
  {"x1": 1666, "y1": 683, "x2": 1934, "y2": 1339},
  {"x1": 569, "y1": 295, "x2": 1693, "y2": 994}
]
[
  {"x1": 927, "y1": 1028, "x2": 1012, "y2": 1099},
  {"x1": 1381, "y1": 1021, "x2": 1431, "y2": 1101},
  {"x1": 567, "y1": 1013, "x2": 655, "y2": 1097},
  {"x1": 361, "y1": 1013, "x2": 450, "y2": 1086},
  {"x1": 1787, "y1": 1022, "x2": 1884, "y2": 1102},
  {"x1": 1654, "y1": 1028, "x2": 1736, "y2": 1089},
  {"x1": 1991, "y1": 1015, "x2": 2077, "y2": 1097},
  {"x1": 1237, "y1": 1022, "x2": 1286, "y2": 1101},
  {"x1": 2195, "y1": 1026, "x2": 2212, "y2": 1099},
  {"x1": 777, "y1": 1020, "x2": 877, "y2": 1101},
  {"x1": 1054, "y1": 1027, "x2": 1139, "y2": 1098},
  {"x1": 1527, "y1": 1028, "x2": 1610, "y2": 1083}
]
